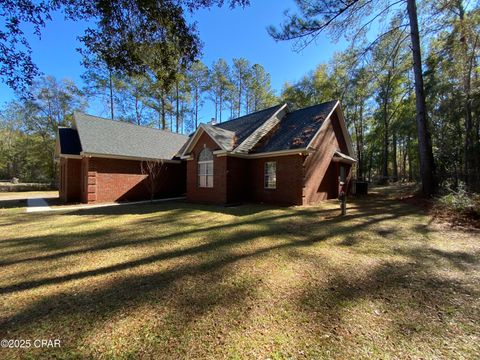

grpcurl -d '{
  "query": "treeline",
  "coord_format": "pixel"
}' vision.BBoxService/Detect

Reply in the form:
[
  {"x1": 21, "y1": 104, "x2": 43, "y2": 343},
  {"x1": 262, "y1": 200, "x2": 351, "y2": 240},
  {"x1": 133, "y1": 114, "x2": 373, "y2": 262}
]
[
  {"x1": 1, "y1": 0, "x2": 479, "y2": 194},
  {"x1": 279, "y1": 2, "x2": 480, "y2": 193},
  {"x1": 0, "y1": 58, "x2": 277, "y2": 183},
  {"x1": 85, "y1": 57, "x2": 277, "y2": 132}
]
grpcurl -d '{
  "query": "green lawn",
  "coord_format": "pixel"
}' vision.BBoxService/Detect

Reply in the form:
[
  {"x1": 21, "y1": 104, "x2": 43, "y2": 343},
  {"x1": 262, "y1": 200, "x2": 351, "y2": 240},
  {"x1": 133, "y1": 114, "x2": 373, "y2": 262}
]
[{"x1": 0, "y1": 187, "x2": 479, "y2": 359}]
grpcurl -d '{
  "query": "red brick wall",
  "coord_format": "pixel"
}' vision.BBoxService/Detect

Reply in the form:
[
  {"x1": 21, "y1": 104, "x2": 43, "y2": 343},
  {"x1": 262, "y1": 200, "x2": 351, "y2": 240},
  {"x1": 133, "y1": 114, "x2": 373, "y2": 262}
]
[
  {"x1": 317, "y1": 161, "x2": 339, "y2": 201},
  {"x1": 303, "y1": 112, "x2": 352, "y2": 204},
  {"x1": 186, "y1": 132, "x2": 228, "y2": 204},
  {"x1": 225, "y1": 156, "x2": 248, "y2": 204},
  {"x1": 80, "y1": 157, "x2": 96, "y2": 204},
  {"x1": 59, "y1": 157, "x2": 67, "y2": 202},
  {"x1": 186, "y1": 131, "x2": 305, "y2": 206},
  {"x1": 59, "y1": 157, "x2": 82, "y2": 203},
  {"x1": 80, "y1": 157, "x2": 185, "y2": 204},
  {"x1": 248, "y1": 155, "x2": 304, "y2": 205}
]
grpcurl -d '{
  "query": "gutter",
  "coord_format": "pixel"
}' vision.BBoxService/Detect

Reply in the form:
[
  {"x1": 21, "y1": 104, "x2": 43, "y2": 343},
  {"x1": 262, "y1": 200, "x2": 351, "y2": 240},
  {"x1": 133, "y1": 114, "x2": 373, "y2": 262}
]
[{"x1": 80, "y1": 152, "x2": 182, "y2": 164}]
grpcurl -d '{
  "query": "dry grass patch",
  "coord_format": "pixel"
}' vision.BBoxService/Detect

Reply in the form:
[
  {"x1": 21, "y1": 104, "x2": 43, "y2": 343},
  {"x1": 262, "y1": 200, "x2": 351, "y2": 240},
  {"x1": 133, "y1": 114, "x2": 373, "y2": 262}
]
[{"x1": 0, "y1": 186, "x2": 479, "y2": 359}]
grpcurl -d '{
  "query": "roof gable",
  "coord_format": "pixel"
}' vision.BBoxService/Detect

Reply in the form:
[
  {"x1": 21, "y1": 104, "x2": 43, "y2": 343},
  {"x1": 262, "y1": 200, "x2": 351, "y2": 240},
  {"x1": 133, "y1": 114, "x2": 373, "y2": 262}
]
[
  {"x1": 215, "y1": 104, "x2": 283, "y2": 145},
  {"x1": 181, "y1": 104, "x2": 283, "y2": 156},
  {"x1": 181, "y1": 100, "x2": 354, "y2": 159},
  {"x1": 202, "y1": 124, "x2": 236, "y2": 151},
  {"x1": 252, "y1": 100, "x2": 338, "y2": 154},
  {"x1": 234, "y1": 104, "x2": 287, "y2": 154},
  {"x1": 180, "y1": 123, "x2": 236, "y2": 156},
  {"x1": 74, "y1": 112, "x2": 189, "y2": 160}
]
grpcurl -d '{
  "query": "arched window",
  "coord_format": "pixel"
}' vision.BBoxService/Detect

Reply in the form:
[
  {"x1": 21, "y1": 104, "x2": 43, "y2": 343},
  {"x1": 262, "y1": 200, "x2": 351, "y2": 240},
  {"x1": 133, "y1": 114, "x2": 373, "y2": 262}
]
[{"x1": 198, "y1": 148, "x2": 214, "y2": 188}]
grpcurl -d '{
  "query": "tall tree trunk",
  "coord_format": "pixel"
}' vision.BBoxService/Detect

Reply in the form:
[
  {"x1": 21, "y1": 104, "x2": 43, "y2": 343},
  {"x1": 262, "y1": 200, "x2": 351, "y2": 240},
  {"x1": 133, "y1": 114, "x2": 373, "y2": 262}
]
[
  {"x1": 381, "y1": 99, "x2": 389, "y2": 183},
  {"x1": 456, "y1": 1, "x2": 478, "y2": 191},
  {"x1": 108, "y1": 68, "x2": 114, "y2": 120},
  {"x1": 175, "y1": 80, "x2": 180, "y2": 133},
  {"x1": 195, "y1": 87, "x2": 199, "y2": 129},
  {"x1": 358, "y1": 102, "x2": 364, "y2": 180},
  {"x1": 407, "y1": 0, "x2": 436, "y2": 196},
  {"x1": 238, "y1": 78, "x2": 242, "y2": 117},
  {"x1": 219, "y1": 88, "x2": 223, "y2": 123},
  {"x1": 135, "y1": 97, "x2": 141, "y2": 125},
  {"x1": 407, "y1": 136, "x2": 413, "y2": 182},
  {"x1": 160, "y1": 92, "x2": 166, "y2": 130},
  {"x1": 392, "y1": 133, "x2": 398, "y2": 182},
  {"x1": 368, "y1": 149, "x2": 373, "y2": 182}
]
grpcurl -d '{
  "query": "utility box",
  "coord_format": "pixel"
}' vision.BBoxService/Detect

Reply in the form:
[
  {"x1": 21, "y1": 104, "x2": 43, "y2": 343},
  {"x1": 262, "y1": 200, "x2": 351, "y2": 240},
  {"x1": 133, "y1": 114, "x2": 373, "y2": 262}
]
[{"x1": 355, "y1": 181, "x2": 368, "y2": 195}]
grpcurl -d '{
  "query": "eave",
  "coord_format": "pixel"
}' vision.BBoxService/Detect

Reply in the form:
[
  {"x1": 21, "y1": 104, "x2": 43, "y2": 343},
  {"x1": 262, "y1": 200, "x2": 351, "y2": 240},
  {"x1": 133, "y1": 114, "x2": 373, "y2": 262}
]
[{"x1": 80, "y1": 152, "x2": 182, "y2": 164}]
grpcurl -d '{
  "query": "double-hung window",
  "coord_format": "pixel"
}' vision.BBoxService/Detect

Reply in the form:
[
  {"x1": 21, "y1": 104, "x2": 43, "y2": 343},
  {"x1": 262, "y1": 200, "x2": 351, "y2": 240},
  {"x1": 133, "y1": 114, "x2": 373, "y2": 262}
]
[
  {"x1": 198, "y1": 148, "x2": 214, "y2": 188},
  {"x1": 264, "y1": 161, "x2": 277, "y2": 189}
]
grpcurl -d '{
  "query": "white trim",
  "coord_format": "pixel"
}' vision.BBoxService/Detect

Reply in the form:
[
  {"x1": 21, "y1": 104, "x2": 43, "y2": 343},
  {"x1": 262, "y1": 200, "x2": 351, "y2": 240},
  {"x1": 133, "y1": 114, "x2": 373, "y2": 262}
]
[
  {"x1": 305, "y1": 101, "x2": 355, "y2": 157},
  {"x1": 335, "y1": 104, "x2": 355, "y2": 156},
  {"x1": 214, "y1": 148, "x2": 312, "y2": 159},
  {"x1": 213, "y1": 150, "x2": 228, "y2": 156},
  {"x1": 306, "y1": 100, "x2": 339, "y2": 150},
  {"x1": 264, "y1": 161, "x2": 277, "y2": 189},
  {"x1": 58, "y1": 154, "x2": 82, "y2": 159},
  {"x1": 181, "y1": 124, "x2": 229, "y2": 156},
  {"x1": 247, "y1": 149, "x2": 312, "y2": 158},
  {"x1": 197, "y1": 159, "x2": 214, "y2": 188},
  {"x1": 80, "y1": 152, "x2": 181, "y2": 164},
  {"x1": 333, "y1": 150, "x2": 357, "y2": 164}
]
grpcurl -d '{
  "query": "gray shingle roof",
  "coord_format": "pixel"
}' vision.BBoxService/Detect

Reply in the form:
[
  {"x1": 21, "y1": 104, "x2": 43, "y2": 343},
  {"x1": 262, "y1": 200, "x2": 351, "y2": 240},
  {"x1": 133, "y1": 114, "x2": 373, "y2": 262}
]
[
  {"x1": 202, "y1": 124, "x2": 236, "y2": 151},
  {"x1": 215, "y1": 104, "x2": 283, "y2": 145},
  {"x1": 252, "y1": 101, "x2": 338, "y2": 153},
  {"x1": 58, "y1": 128, "x2": 82, "y2": 155},
  {"x1": 74, "y1": 112, "x2": 189, "y2": 160}
]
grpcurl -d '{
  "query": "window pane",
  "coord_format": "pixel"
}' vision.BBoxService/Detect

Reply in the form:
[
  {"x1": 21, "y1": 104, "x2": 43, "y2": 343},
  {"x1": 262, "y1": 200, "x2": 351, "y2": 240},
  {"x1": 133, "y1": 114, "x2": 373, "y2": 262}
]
[
  {"x1": 198, "y1": 147, "x2": 214, "y2": 188},
  {"x1": 264, "y1": 161, "x2": 277, "y2": 189},
  {"x1": 206, "y1": 175, "x2": 213, "y2": 188},
  {"x1": 199, "y1": 148, "x2": 213, "y2": 161}
]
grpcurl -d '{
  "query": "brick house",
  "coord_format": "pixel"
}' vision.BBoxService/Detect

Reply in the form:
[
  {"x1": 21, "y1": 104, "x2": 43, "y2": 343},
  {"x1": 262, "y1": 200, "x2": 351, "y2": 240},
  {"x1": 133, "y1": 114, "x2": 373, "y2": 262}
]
[{"x1": 56, "y1": 100, "x2": 356, "y2": 205}]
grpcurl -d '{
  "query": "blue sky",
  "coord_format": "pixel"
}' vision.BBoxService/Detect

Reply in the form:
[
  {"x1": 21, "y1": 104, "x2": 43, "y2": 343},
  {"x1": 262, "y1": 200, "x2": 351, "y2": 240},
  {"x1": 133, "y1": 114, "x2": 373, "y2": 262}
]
[{"x1": 0, "y1": 1, "x2": 349, "y2": 124}]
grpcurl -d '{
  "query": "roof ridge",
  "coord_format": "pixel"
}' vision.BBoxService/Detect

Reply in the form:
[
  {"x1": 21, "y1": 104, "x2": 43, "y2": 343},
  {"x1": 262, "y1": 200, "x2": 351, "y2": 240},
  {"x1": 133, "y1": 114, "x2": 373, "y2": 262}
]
[
  {"x1": 202, "y1": 123, "x2": 235, "y2": 134},
  {"x1": 75, "y1": 111, "x2": 189, "y2": 138},
  {"x1": 287, "y1": 100, "x2": 338, "y2": 114},
  {"x1": 213, "y1": 104, "x2": 284, "y2": 127}
]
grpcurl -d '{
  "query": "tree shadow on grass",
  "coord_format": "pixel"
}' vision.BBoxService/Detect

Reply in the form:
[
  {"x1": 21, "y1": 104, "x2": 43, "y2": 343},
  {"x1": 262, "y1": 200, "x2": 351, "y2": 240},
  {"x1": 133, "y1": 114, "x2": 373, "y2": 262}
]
[
  {"x1": 0, "y1": 199, "x2": 25, "y2": 210},
  {"x1": 0, "y1": 197, "x2": 414, "y2": 270},
  {"x1": 61, "y1": 200, "x2": 278, "y2": 218},
  {"x1": 1, "y1": 194, "x2": 464, "y2": 358},
  {"x1": 297, "y1": 253, "x2": 479, "y2": 357}
]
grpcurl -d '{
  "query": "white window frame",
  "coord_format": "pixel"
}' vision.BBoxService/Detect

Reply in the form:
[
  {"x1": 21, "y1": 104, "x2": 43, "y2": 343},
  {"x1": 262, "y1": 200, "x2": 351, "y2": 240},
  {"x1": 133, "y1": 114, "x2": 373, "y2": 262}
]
[
  {"x1": 264, "y1": 161, "x2": 277, "y2": 189},
  {"x1": 198, "y1": 148, "x2": 214, "y2": 188}
]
